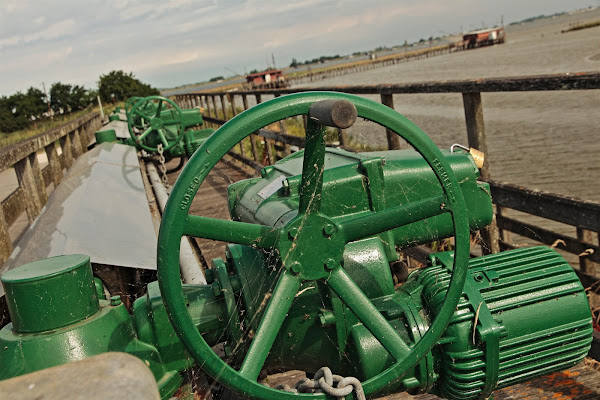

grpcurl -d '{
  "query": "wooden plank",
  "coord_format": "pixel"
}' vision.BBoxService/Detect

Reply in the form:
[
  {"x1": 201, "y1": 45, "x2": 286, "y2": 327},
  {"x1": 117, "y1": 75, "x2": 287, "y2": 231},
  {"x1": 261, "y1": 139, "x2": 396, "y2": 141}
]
[
  {"x1": 460, "y1": 92, "x2": 498, "y2": 255},
  {"x1": 226, "y1": 151, "x2": 264, "y2": 172},
  {"x1": 0, "y1": 111, "x2": 100, "y2": 174},
  {"x1": 577, "y1": 228, "x2": 599, "y2": 274},
  {"x1": 497, "y1": 215, "x2": 600, "y2": 264},
  {"x1": 242, "y1": 94, "x2": 260, "y2": 162},
  {"x1": 489, "y1": 180, "x2": 600, "y2": 232},
  {"x1": 183, "y1": 72, "x2": 600, "y2": 97},
  {"x1": 257, "y1": 128, "x2": 305, "y2": 148},
  {"x1": 381, "y1": 93, "x2": 401, "y2": 150},
  {"x1": 14, "y1": 156, "x2": 43, "y2": 224}
]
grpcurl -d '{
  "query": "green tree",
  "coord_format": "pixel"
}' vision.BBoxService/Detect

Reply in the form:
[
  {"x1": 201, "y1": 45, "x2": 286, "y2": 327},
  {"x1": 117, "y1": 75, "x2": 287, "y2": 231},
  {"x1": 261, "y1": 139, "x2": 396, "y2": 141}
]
[
  {"x1": 0, "y1": 95, "x2": 30, "y2": 133},
  {"x1": 98, "y1": 70, "x2": 159, "y2": 102},
  {"x1": 49, "y1": 82, "x2": 73, "y2": 114},
  {"x1": 289, "y1": 58, "x2": 299, "y2": 68},
  {"x1": 69, "y1": 85, "x2": 91, "y2": 111},
  {"x1": 20, "y1": 87, "x2": 48, "y2": 119}
]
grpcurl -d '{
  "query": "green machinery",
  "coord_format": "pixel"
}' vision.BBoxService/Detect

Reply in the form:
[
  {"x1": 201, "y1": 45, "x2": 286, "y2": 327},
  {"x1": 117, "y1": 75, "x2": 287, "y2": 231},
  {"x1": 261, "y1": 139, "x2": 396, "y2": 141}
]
[
  {"x1": 0, "y1": 93, "x2": 593, "y2": 400},
  {"x1": 126, "y1": 95, "x2": 214, "y2": 160}
]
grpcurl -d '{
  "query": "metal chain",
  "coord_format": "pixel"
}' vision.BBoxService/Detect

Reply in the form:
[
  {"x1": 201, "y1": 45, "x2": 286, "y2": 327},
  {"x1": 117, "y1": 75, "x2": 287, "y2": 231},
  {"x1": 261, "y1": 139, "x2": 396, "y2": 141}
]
[
  {"x1": 157, "y1": 143, "x2": 169, "y2": 188},
  {"x1": 273, "y1": 367, "x2": 365, "y2": 400}
]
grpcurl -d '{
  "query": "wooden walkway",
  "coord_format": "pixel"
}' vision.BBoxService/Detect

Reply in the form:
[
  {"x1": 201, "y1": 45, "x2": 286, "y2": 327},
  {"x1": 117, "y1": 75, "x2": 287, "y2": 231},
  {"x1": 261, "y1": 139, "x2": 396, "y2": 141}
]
[
  {"x1": 166, "y1": 158, "x2": 600, "y2": 400},
  {"x1": 166, "y1": 156, "x2": 255, "y2": 268}
]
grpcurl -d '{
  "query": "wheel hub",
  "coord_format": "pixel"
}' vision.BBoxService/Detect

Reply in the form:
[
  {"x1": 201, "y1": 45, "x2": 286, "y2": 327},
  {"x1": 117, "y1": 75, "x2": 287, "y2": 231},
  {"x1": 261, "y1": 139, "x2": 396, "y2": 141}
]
[
  {"x1": 151, "y1": 118, "x2": 164, "y2": 129},
  {"x1": 278, "y1": 214, "x2": 345, "y2": 280}
]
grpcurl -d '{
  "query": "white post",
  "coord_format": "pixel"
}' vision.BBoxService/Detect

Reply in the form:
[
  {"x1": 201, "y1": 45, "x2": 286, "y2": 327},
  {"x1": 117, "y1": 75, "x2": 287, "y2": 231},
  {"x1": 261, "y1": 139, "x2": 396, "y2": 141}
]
[{"x1": 97, "y1": 95, "x2": 105, "y2": 120}]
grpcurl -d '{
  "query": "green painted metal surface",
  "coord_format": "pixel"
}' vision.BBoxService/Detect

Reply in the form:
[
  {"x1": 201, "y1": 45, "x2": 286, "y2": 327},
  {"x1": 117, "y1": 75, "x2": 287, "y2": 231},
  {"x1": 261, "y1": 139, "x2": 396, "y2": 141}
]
[
  {"x1": 0, "y1": 256, "x2": 183, "y2": 400},
  {"x1": 0, "y1": 92, "x2": 593, "y2": 400},
  {"x1": 95, "y1": 128, "x2": 118, "y2": 144},
  {"x1": 2, "y1": 254, "x2": 99, "y2": 333}
]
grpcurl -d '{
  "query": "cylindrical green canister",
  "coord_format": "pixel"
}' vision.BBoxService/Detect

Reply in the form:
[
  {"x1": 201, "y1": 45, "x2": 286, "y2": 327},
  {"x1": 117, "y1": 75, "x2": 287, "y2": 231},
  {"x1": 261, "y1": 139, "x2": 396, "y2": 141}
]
[
  {"x1": 1, "y1": 254, "x2": 100, "y2": 333},
  {"x1": 95, "y1": 129, "x2": 118, "y2": 144}
]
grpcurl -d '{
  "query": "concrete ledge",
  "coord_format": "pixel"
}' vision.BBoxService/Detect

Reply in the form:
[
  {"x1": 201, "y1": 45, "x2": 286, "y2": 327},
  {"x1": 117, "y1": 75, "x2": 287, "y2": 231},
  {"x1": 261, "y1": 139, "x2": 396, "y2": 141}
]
[{"x1": 0, "y1": 352, "x2": 161, "y2": 400}]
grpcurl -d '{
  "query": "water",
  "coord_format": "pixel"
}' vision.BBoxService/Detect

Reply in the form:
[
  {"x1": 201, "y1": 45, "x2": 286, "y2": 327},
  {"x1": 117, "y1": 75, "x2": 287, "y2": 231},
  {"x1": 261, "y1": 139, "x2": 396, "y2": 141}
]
[{"x1": 295, "y1": 9, "x2": 600, "y2": 203}]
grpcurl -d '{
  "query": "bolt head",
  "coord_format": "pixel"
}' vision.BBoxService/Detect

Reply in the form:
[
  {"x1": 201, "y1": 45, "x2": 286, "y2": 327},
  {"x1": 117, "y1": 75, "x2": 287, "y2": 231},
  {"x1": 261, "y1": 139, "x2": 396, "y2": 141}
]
[
  {"x1": 288, "y1": 227, "x2": 299, "y2": 239},
  {"x1": 324, "y1": 258, "x2": 338, "y2": 270},
  {"x1": 290, "y1": 261, "x2": 302, "y2": 274},
  {"x1": 110, "y1": 295, "x2": 122, "y2": 306},
  {"x1": 323, "y1": 223, "x2": 336, "y2": 237}
]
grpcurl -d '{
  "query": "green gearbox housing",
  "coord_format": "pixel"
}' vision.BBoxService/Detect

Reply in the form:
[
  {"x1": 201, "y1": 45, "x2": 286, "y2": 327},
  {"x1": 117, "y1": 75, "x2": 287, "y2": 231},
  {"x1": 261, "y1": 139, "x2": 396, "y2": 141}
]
[{"x1": 0, "y1": 92, "x2": 594, "y2": 400}]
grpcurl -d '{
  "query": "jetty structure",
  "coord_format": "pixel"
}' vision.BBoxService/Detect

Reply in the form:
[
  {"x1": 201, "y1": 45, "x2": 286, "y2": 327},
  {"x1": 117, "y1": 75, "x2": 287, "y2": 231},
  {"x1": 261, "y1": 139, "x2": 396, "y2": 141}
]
[{"x1": 0, "y1": 71, "x2": 598, "y2": 399}]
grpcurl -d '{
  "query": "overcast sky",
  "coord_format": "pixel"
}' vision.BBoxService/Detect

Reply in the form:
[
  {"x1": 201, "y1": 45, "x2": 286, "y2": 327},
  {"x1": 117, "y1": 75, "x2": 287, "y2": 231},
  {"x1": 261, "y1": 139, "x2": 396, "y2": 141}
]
[{"x1": 0, "y1": 0, "x2": 597, "y2": 95}]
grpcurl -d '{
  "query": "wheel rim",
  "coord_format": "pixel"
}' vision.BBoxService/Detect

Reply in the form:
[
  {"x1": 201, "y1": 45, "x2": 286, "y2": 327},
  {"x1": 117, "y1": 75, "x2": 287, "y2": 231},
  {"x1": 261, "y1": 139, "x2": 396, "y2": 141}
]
[{"x1": 158, "y1": 92, "x2": 470, "y2": 399}]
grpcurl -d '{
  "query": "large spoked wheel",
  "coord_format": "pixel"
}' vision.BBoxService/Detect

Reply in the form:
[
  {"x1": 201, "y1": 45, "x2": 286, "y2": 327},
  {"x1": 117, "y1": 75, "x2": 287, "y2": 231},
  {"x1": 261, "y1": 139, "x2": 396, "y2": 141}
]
[
  {"x1": 127, "y1": 95, "x2": 184, "y2": 153},
  {"x1": 125, "y1": 96, "x2": 142, "y2": 118},
  {"x1": 158, "y1": 92, "x2": 471, "y2": 399}
]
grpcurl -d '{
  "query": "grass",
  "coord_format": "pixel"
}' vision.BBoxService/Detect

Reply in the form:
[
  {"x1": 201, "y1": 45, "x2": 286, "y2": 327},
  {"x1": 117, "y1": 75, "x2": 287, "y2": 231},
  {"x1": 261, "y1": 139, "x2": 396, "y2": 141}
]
[{"x1": 0, "y1": 101, "x2": 123, "y2": 150}]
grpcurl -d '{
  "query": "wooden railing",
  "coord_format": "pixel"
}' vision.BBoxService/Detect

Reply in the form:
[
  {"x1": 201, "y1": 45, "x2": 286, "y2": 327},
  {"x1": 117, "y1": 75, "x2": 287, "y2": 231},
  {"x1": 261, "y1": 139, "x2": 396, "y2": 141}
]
[
  {"x1": 0, "y1": 111, "x2": 103, "y2": 266},
  {"x1": 173, "y1": 72, "x2": 600, "y2": 282}
]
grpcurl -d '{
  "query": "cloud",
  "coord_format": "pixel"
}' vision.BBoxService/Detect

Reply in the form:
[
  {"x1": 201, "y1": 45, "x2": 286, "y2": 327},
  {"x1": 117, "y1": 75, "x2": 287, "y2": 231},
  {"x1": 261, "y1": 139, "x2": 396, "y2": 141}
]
[{"x1": 0, "y1": 0, "x2": 597, "y2": 94}]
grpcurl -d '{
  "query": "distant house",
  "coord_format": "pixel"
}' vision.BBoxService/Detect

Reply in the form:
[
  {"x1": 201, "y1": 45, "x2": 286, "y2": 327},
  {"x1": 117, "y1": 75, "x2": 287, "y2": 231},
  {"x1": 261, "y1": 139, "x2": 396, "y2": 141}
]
[
  {"x1": 462, "y1": 27, "x2": 506, "y2": 49},
  {"x1": 245, "y1": 70, "x2": 286, "y2": 88}
]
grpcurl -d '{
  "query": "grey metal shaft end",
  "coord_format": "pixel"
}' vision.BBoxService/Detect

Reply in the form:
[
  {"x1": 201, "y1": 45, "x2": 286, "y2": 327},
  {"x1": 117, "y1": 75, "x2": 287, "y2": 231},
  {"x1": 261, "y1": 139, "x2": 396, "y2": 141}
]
[{"x1": 309, "y1": 99, "x2": 358, "y2": 129}]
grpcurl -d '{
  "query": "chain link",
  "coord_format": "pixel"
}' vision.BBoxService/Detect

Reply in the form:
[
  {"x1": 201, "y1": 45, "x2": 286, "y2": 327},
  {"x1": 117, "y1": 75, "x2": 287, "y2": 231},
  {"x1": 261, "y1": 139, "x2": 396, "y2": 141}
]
[
  {"x1": 273, "y1": 367, "x2": 365, "y2": 400},
  {"x1": 157, "y1": 143, "x2": 169, "y2": 188}
]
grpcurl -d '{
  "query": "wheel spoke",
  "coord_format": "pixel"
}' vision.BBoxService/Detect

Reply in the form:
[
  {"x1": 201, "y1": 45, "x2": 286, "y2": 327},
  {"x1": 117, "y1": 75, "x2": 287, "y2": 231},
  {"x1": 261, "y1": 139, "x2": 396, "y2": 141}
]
[
  {"x1": 298, "y1": 119, "x2": 326, "y2": 215},
  {"x1": 239, "y1": 270, "x2": 301, "y2": 380},
  {"x1": 155, "y1": 99, "x2": 164, "y2": 117},
  {"x1": 183, "y1": 215, "x2": 280, "y2": 248},
  {"x1": 339, "y1": 194, "x2": 448, "y2": 244},
  {"x1": 139, "y1": 110, "x2": 154, "y2": 120},
  {"x1": 164, "y1": 119, "x2": 181, "y2": 126},
  {"x1": 327, "y1": 267, "x2": 411, "y2": 361},
  {"x1": 138, "y1": 127, "x2": 153, "y2": 141},
  {"x1": 158, "y1": 130, "x2": 169, "y2": 147}
]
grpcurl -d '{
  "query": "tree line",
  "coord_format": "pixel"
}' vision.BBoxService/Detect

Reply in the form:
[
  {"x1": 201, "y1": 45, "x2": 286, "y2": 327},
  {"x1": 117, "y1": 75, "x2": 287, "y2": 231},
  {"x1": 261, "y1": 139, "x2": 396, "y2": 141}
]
[{"x1": 0, "y1": 70, "x2": 159, "y2": 134}]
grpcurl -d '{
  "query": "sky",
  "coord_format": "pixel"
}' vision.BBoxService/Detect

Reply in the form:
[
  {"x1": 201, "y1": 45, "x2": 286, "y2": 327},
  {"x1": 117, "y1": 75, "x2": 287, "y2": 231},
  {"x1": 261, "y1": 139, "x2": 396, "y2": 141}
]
[{"x1": 0, "y1": 0, "x2": 598, "y2": 96}]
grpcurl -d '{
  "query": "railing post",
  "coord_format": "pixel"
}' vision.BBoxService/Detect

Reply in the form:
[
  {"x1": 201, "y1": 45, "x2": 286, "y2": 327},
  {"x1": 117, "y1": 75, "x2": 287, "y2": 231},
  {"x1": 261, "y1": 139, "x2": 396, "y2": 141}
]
[
  {"x1": 243, "y1": 94, "x2": 259, "y2": 162},
  {"x1": 462, "y1": 92, "x2": 500, "y2": 254},
  {"x1": 0, "y1": 205, "x2": 12, "y2": 265},
  {"x1": 45, "y1": 141, "x2": 63, "y2": 187},
  {"x1": 70, "y1": 128, "x2": 84, "y2": 159},
  {"x1": 219, "y1": 95, "x2": 228, "y2": 122},
  {"x1": 577, "y1": 228, "x2": 599, "y2": 274},
  {"x1": 380, "y1": 93, "x2": 401, "y2": 150},
  {"x1": 211, "y1": 96, "x2": 218, "y2": 121},
  {"x1": 15, "y1": 154, "x2": 44, "y2": 223},
  {"x1": 273, "y1": 94, "x2": 290, "y2": 156},
  {"x1": 337, "y1": 129, "x2": 348, "y2": 146},
  {"x1": 29, "y1": 152, "x2": 48, "y2": 205},
  {"x1": 229, "y1": 95, "x2": 245, "y2": 156},
  {"x1": 59, "y1": 133, "x2": 74, "y2": 170}
]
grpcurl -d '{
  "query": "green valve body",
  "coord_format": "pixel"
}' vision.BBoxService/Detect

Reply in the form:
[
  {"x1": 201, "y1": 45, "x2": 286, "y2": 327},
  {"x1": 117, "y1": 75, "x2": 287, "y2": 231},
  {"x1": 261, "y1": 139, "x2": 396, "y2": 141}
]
[{"x1": 0, "y1": 255, "x2": 185, "y2": 400}]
